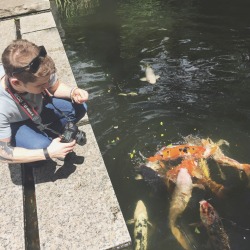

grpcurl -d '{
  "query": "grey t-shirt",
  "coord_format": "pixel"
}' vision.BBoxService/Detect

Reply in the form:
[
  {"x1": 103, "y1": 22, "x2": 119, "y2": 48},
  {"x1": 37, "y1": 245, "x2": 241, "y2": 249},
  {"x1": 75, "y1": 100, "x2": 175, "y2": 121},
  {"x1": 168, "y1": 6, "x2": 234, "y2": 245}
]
[{"x1": 0, "y1": 65, "x2": 58, "y2": 139}]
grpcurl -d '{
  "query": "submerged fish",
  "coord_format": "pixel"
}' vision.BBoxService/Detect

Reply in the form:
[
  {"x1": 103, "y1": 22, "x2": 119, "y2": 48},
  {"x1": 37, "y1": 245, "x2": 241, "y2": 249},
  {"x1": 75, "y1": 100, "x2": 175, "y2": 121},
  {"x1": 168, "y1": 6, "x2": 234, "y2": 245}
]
[
  {"x1": 199, "y1": 200, "x2": 231, "y2": 250},
  {"x1": 140, "y1": 65, "x2": 160, "y2": 84},
  {"x1": 201, "y1": 138, "x2": 250, "y2": 187},
  {"x1": 127, "y1": 200, "x2": 149, "y2": 250},
  {"x1": 136, "y1": 164, "x2": 168, "y2": 194},
  {"x1": 169, "y1": 168, "x2": 193, "y2": 250}
]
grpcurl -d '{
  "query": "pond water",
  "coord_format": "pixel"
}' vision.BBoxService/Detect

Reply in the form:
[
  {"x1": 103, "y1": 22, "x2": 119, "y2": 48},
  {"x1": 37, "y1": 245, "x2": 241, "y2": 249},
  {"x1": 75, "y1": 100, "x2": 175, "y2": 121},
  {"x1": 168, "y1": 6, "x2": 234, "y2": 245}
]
[{"x1": 56, "y1": 0, "x2": 250, "y2": 249}]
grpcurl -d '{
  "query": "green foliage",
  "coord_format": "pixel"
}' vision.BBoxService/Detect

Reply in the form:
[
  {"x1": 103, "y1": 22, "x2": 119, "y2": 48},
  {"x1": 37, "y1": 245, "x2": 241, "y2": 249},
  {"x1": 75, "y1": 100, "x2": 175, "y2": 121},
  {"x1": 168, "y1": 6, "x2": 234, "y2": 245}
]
[{"x1": 55, "y1": 0, "x2": 99, "y2": 19}]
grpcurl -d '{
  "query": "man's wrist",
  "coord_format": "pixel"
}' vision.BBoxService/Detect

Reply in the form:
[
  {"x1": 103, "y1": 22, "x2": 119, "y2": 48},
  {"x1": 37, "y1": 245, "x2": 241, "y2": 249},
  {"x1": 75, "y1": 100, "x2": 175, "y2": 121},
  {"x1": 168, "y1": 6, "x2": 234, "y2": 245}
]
[
  {"x1": 70, "y1": 87, "x2": 78, "y2": 102},
  {"x1": 43, "y1": 148, "x2": 51, "y2": 160}
]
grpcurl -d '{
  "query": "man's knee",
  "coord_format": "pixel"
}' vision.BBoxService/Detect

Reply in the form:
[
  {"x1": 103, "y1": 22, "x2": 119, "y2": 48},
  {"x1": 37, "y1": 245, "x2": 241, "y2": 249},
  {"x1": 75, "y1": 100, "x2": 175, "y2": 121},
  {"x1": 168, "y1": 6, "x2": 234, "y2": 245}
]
[
  {"x1": 74, "y1": 102, "x2": 87, "y2": 120},
  {"x1": 14, "y1": 135, "x2": 51, "y2": 149}
]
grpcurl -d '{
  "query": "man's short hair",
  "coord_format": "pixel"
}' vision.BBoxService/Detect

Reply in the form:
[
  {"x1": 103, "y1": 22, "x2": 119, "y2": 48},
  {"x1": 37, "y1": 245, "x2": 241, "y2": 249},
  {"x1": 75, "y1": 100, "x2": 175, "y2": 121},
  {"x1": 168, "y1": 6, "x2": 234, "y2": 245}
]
[{"x1": 2, "y1": 39, "x2": 56, "y2": 83}]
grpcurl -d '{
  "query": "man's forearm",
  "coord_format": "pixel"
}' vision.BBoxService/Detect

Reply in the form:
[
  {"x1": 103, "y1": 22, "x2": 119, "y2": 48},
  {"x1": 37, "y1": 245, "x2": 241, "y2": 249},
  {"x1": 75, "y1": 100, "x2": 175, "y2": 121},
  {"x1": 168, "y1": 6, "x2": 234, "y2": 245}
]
[
  {"x1": 51, "y1": 82, "x2": 72, "y2": 99},
  {"x1": 0, "y1": 141, "x2": 46, "y2": 163}
]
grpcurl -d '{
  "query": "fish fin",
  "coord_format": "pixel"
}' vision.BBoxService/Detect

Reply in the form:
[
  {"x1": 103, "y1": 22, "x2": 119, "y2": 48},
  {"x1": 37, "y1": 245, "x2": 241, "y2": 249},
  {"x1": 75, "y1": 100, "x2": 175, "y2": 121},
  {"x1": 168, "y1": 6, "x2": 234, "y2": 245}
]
[
  {"x1": 126, "y1": 219, "x2": 135, "y2": 225},
  {"x1": 140, "y1": 77, "x2": 147, "y2": 81},
  {"x1": 139, "y1": 151, "x2": 146, "y2": 160},
  {"x1": 156, "y1": 75, "x2": 160, "y2": 79},
  {"x1": 216, "y1": 163, "x2": 227, "y2": 180},
  {"x1": 193, "y1": 183, "x2": 205, "y2": 190},
  {"x1": 147, "y1": 221, "x2": 153, "y2": 227},
  {"x1": 135, "y1": 174, "x2": 143, "y2": 180},
  {"x1": 216, "y1": 139, "x2": 229, "y2": 147}
]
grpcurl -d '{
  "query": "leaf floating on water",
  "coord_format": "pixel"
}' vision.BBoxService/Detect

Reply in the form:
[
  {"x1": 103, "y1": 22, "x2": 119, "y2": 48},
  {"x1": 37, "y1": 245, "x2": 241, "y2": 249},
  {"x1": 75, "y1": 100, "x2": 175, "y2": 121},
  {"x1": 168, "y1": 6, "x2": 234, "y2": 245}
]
[
  {"x1": 129, "y1": 149, "x2": 136, "y2": 159},
  {"x1": 195, "y1": 227, "x2": 200, "y2": 234},
  {"x1": 127, "y1": 92, "x2": 138, "y2": 96},
  {"x1": 118, "y1": 92, "x2": 138, "y2": 96}
]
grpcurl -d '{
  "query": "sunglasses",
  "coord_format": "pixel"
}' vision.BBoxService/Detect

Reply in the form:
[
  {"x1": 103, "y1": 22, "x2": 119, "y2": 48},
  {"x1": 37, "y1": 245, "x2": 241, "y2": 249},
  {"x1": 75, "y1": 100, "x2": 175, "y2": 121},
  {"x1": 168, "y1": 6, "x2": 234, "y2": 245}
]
[{"x1": 11, "y1": 46, "x2": 47, "y2": 76}]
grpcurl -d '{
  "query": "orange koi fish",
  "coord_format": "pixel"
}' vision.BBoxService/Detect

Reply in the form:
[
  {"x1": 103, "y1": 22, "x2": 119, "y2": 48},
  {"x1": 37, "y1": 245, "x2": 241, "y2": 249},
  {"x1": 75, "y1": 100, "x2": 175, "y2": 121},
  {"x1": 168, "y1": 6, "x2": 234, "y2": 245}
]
[
  {"x1": 200, "y1": 200, "x2": 230, "y2": 250},
  {"x1": 147, "y1": 145, "x2": 207, "y2": 162}
]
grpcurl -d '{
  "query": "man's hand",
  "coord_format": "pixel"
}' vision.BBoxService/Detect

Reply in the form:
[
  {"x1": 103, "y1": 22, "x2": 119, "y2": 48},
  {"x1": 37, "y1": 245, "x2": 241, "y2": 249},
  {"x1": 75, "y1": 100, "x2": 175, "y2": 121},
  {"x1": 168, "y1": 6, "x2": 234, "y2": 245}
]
[
  {"x1": 50, "y1": 81, "x2": 89, "y2": 104},
  {"x1": 71, "y1": 88, "x2": 89, "y2": 104},
  {"x1": 47, "y1": 137, "x2": 76, "y2": 158}
]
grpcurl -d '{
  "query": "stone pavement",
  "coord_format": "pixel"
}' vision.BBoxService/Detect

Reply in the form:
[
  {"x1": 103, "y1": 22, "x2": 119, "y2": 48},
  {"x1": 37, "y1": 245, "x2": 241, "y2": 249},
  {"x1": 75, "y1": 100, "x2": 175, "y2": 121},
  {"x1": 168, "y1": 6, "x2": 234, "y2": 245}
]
[{"x1": 0, "y1": 1, "x2": 131, "y2": 249}]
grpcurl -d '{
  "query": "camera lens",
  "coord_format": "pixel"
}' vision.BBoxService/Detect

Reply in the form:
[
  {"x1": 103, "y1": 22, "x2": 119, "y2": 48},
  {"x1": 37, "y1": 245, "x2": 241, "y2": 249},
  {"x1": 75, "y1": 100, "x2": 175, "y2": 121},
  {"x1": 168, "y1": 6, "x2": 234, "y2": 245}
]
[{"x1": 76, "y1": 131, "x2": 87, "y2": 145}]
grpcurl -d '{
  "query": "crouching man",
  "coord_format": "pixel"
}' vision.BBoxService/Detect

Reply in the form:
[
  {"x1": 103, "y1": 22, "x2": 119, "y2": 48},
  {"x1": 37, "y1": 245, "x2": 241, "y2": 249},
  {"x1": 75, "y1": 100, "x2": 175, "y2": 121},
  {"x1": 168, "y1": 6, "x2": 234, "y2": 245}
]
[{"x1": 0, "y1": 39, "x2": 88, "y2": 163}]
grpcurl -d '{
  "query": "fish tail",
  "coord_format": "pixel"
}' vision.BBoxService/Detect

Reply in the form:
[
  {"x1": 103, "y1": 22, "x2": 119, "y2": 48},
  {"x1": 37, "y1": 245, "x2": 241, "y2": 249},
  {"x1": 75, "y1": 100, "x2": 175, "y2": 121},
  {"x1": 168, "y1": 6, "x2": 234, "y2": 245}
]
[
  {"x1": 201, "y1": 178, "x2": 225, "y2": 198},
  {"x1": 169, "y1": 222, "x2": 192, "y2": 250},
  {"x1": 216, "y1": 139, "x2": 229, "y2": 147},
  {"x1": 242, "y1": 164, "x2": 250, "y2": 174},
  {"x1": 242, "y1": 164, "x2": 250, "y2": 187}
]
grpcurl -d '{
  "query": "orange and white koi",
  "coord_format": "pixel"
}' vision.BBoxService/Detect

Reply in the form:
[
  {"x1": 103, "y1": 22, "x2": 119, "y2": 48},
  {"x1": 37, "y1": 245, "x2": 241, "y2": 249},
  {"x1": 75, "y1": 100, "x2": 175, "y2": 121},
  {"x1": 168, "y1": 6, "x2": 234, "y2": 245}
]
[
  {"x1": 147, "y1": 144, "x2": 212, "y2": 162},
  {"x1": 199, "y1": 200, "x2": 231, "y2": 250}
]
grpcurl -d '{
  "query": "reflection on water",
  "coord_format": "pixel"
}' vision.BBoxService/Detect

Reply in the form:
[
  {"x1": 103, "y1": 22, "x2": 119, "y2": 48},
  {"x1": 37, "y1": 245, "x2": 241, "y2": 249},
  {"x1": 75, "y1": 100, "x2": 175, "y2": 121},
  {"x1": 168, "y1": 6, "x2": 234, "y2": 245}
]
[{"x1": 55, "y1": 0, "x2": 250, "y2": 249}]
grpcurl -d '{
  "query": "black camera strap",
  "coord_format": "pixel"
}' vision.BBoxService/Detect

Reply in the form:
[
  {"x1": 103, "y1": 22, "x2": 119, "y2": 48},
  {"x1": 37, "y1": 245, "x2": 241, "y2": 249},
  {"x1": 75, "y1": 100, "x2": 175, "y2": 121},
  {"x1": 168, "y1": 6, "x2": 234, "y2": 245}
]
[{"x1": 5, "y1": 83, "x2": 61, "y2": 136}]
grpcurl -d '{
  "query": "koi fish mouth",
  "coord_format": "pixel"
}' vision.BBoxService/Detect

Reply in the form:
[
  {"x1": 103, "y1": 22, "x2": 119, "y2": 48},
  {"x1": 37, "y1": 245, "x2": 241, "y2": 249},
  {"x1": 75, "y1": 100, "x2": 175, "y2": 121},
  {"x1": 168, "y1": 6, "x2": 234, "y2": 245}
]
[{"x1": 199, "y1": 200, "x2": 208, "y2": 207}]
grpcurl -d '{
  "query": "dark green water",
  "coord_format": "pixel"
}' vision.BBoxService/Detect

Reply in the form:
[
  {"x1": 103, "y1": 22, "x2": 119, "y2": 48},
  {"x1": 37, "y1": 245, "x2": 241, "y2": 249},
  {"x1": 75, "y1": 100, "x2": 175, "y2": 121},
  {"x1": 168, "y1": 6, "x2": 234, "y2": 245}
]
[{"x1": 56, "y1": 0, "x2": 250, "y2": 249}]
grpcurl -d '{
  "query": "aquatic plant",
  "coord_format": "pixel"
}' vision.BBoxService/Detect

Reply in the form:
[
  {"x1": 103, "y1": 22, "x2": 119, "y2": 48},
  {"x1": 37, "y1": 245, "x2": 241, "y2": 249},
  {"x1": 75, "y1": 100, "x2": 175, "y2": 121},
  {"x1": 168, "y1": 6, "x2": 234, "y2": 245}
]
[{"x1": 55, "y1": 0, "x2": 99, "y2": 18}]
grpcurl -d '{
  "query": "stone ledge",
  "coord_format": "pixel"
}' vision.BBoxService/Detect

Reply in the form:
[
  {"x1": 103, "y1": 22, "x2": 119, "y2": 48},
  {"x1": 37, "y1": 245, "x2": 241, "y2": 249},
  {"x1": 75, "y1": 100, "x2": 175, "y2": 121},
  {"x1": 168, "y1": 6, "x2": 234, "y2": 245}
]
[
  {"x1": 0, "y1": 163, "x2": 25, "y2": 250},
  {"x1": 0, "y1": 0, "x2": 50, "y2": 19},
  {"x1": 33, "y1": 123, "x2": 131, "y2": 249}
]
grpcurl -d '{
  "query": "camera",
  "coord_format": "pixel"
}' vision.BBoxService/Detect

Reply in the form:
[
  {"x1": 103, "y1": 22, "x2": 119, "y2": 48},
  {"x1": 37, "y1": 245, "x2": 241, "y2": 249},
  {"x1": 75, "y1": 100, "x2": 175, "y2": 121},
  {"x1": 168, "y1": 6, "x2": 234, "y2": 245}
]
[{"x1": 61, "y1": 121, "x2": 87, "y2": 146}]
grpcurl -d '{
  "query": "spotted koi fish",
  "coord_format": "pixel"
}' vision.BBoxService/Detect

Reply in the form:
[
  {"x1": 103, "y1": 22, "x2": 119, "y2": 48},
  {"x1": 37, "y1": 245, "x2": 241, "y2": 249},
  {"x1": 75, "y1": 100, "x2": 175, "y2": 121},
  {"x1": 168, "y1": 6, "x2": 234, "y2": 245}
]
[
  {"x1": 147, "y1": 144, "x2": 208, "y2": 162},
  {"x1": 199, "y1": 200, "x2": 231, "y2": 250},
  {"x1": 127, "y1": 200, "x2": 149, "y2": 250}
]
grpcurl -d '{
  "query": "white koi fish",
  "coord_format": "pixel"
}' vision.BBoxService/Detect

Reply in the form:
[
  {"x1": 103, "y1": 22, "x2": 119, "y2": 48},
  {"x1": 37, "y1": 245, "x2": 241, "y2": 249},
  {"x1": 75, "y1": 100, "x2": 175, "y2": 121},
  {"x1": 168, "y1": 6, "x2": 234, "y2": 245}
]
[
  {"x1": 169, "y1": 168, "x2": 193, "y2": 250},
  {"x1": 140, "y1": 65, "x2": 160, "y2": 84}
]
